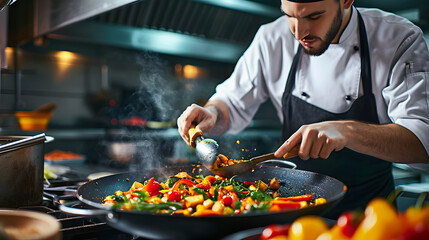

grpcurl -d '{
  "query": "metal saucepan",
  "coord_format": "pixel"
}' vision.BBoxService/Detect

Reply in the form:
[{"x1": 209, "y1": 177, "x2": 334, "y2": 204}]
[
  {"x1": 60, "y1": 165, "x2": 346, "y2": 239},
  {"x1": 0, "y1": 134, "x2": 54, "y2": 207}
]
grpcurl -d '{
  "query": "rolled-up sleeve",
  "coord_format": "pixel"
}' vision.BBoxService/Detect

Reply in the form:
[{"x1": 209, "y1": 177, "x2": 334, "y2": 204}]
[
  {"x1": 209, "y1": 29, "x2": 270, "y2": 134},
  {"x1": 382, "y1": 28, "x2": 429, "y2": 158}
]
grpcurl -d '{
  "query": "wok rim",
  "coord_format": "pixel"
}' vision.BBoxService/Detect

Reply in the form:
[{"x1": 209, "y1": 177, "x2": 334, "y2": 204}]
[{"x1": 76, "y1": 165, "x2": 347, "y2": 219}]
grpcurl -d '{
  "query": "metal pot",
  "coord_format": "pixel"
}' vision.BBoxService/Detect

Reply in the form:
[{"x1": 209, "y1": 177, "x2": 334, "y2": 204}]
[{"x1": 0, "y1": 134, "x2": 48, "y2": 207}]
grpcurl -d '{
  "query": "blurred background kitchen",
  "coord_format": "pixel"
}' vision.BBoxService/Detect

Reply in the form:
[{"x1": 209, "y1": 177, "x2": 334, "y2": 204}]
[{"x1": 1, "y1": 0, "x2": 428, "y2": 207}]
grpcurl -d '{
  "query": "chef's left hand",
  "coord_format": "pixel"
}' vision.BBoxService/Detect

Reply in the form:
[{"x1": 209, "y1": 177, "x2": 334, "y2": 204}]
[{"x1": 274, "y1": 121, "x2": 348, "y2": 160}]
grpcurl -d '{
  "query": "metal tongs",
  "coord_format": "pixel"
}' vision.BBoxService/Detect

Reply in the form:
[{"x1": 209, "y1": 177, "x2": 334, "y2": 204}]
[{"x1": 188, "y1": 125, "x2": 299, "y2": 177}]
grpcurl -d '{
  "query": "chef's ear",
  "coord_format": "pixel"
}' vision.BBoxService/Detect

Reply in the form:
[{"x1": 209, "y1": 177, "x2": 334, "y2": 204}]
[{"x1": 342, "y1": 0, "x2": 354, "y2": 9}]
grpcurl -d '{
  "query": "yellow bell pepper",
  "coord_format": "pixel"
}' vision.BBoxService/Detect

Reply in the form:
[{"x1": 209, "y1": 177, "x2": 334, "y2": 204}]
[
  {"x1": 288, "y1": 215, "x2": 328, "y2": 240},
  {"x1": 316, "y1": 225, "x2": 351, "y2": 240},
  {"x1": 352, "y1": 198, "x2": 401, "y2": 240}
]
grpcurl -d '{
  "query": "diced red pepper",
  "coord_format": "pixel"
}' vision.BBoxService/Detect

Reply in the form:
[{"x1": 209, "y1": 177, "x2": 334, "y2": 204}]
[
  {"x1": 269, "y1": 201, "x2": 303, "y2": 211},
  {"x1": 205, "y1": 176, "x2": 217, "y2": 184},
  {"x1": 142, "y1": 177, "x2": 161, "y2": 197},
  {"x1": 276, "y1": 194, "x2": 314, "y2": 202},
  {"x1": 172, "y1": 179, "x2": 196, "y2": 192},
  {"x1": 244, "y1": 181, "x2": 255, "y2": 185},
  {"x1": 196, "y1": 176, "x2": 216, "y2": 190},
  {"x1": 167, "y1": 190, "x2": 182, "y2": 202},
  {"x1": 217, "y1": 190, "x2": 224, "y2": 202},
  {"x1": 196, "y1": 183, "x2": 211, "y2": 190},
  {"x1": 221, "y1": 196, "x2": 233, "y2": 207}
]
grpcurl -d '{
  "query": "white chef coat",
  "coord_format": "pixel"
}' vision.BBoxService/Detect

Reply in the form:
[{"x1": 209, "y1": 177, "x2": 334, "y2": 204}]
[{"x1": 209, "y1": 7, "x2": 429, "y2": 158}]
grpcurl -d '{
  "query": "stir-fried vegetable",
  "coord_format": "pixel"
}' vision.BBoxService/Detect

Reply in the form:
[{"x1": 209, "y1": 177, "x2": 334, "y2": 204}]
[
  {"x1": 102, "y1": 172, "x2": 326, "y2": 216},
  {"x1": 213, "y1": 154, "x2": 247, "y2": 169}
]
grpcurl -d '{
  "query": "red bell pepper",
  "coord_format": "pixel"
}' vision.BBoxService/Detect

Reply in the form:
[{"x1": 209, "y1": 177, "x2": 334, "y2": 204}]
[
  {"x1": 142, "y1": 177, "x2": 161, "y2": 197},
  {"x1": 336, "y1": 210, "x2": 364, "y2": 238},
  {"x1": 196, "y1": 176, "x2": 216, "y2": 190},
  {"x1": 204, "y1": 176, "x2": 217, "y2": 184},
  {"x1": 261, "y1": 224, "x2": 290, "y2": 240},
  {"x1": 243, "y1": 181, "x2": 255, "y2": 185},
  {"x1": 269, "y1": 200, "x2": 304, "y2": 211},
  {"x1": 276, "y1": 194, "x2": 314, "y2": 202},
  {"x1": 167, "y1": 190, "x2": 182, "y2": 202},
  {"x1": 221, "y1": 196, "x2": 233, "y2": 207},
  {"x1": 172, "y1": 178, "x2": 196, "y2": 192},
  {"x1": 196, "y1": 182, "x2": 211, "y2": 190}
]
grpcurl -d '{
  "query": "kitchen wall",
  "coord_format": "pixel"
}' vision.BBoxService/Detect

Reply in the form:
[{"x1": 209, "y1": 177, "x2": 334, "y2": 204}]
[
  {"x1": 0, "y1": 42, "x2": 235, "y2": 127},
  {"x1": 0, "y1": 38, "x2": 282, "y2": 170}
]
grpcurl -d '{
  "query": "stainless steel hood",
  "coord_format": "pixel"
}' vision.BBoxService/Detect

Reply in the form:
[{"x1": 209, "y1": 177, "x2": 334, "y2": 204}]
[
  {"x1": 7, "y1": 0, "x2": 427, "y2": 63},
  {"x1": 8, "y1": 0, "x2": 281, "y2": 63}
]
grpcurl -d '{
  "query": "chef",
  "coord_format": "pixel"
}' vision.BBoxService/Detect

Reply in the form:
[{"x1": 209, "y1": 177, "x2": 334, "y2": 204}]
[{"x1": 177, "y1": 0, "x2": 429, "y2": 218}]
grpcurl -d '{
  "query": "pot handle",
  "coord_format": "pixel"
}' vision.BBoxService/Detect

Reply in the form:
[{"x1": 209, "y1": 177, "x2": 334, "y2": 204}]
[
  {"x1": 45, "y1": 136, "x2": 55, "y2": 143},
  {"x1": 59, "y1": 201, "x2": 110, "y2": 217},
  {"x1": 257, "y1": 159, "x2": 297, "y2": 169}
]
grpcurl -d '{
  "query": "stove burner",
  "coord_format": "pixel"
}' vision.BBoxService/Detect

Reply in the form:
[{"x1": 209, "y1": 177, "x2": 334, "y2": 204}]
[{"x1": 21, "y1": 177, "x2": 146, "y2": 240}]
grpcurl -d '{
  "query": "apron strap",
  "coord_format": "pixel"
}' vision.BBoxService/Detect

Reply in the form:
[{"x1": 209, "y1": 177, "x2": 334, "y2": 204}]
[
  {"x1": 284, "y1": 44, "x2": 303, "y2": 94},
  {"x1": 357, "y1": 11, "x2": 373, "y2": 96}
]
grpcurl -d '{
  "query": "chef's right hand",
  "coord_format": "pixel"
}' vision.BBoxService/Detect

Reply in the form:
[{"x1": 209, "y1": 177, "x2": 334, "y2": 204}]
[{"x1": 177, "y1": 104, "x2": 218, "y2": 146}]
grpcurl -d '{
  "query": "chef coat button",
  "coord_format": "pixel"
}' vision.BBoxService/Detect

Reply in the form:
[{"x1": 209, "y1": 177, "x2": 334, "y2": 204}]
[
  {"x1": 345, "y1": 95, "x2": 352, "y2": 101},
  {"x1": 301, "y1": 92, "x2": 309, "y2": 97},
  {"x1": 353, "y1": 45, "x2": 359, "y2": 51}
]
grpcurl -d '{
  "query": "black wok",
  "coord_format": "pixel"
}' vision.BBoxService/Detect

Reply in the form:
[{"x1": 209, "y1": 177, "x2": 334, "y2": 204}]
[{"x1": 60, "y1": 165, "x2": 346, "y2": 240}]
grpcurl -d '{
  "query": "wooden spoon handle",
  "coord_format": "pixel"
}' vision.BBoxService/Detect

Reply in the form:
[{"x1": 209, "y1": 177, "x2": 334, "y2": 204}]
[
  {"x1": 34, "y1": 102, "x2": 57, "y2": 112},
  {"x1": 283, "y1": 145, "x2": 300, "y2": 159},
  {"x1": 188, "y1": 124, "x2": 203, "y2": 148}
]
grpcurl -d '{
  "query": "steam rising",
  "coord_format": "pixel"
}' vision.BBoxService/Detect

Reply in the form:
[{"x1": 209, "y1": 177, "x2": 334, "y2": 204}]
[{"x1": 126, "y1": 52, "x2": 180, "y2": 171}]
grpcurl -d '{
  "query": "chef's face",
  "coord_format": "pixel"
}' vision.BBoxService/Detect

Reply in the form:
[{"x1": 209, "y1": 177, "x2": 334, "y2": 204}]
[{"x1": 281, "y1": 0, "x2": 346, "y2": 56}]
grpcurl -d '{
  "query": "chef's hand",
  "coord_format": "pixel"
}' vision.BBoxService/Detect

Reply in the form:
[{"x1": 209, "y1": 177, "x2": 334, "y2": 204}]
[
  {"x1": 274, "y1": 121, "x2": 348, "y2": 160},
  {"x1": 177, "y1": 104, "x2": 218, "y2": 145}
]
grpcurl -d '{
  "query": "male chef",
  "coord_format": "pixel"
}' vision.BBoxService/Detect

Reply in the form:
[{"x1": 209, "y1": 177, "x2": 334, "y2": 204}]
[{"x1": 177, "y1": 0, "x2": 429, "y2": 218}]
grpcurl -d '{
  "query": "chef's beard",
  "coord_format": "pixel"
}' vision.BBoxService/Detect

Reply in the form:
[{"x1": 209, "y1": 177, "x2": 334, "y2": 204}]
[{"x1": 302, "y1": 5, "x2": 343, "y2": 56}]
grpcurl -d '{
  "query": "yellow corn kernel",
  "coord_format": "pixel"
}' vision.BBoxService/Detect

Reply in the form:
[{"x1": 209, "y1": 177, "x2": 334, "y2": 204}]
[
  {"x1": 105, "y1": 196, "x2": 113, "y2": 201},
  {"x1": 114, "y1": 190, "x2": 123, "y2": 196},
  {"x1": 249, "y1": 185, "x2": 257, "y2": 191}
]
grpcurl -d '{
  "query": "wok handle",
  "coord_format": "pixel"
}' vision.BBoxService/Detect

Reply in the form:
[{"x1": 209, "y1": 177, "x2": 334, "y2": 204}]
[
  {"x1": 59, "y1": 201, "x2": 110, "y2": 216},
  {"x1": 257, "y1": 159, "x2": 297, "y2": 169}
]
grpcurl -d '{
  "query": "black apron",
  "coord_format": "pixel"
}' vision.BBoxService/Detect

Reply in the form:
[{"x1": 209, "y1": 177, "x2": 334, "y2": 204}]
[{"x1": 281, "y1": 11, "x2": 394, "y2": 219}]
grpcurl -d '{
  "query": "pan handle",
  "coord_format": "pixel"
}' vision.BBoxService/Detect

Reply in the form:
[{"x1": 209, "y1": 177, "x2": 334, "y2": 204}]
[
  {"x1": 59, "y1": 201, "x2": 111, "y2": 217},
  {"x1": 257, "y1": 159, "x2": 297, "y2": 169}
]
